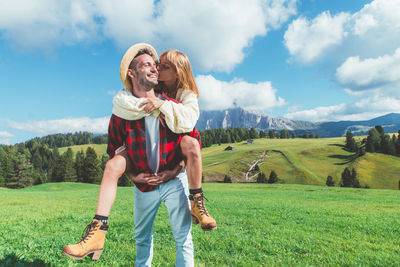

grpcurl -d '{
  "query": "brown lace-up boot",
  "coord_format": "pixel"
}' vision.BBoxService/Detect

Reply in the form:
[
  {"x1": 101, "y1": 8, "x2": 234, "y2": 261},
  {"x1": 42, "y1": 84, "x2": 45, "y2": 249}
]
[
  {"x1": 62, "y1": 219, "x2": 108, "y2": 260},
  {"x1": 190, "y1": 193, "x2": 217, "y2": 231}
]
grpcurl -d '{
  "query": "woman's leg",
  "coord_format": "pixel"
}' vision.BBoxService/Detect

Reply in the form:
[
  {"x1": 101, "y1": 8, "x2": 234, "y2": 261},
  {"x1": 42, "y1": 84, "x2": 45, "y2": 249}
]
[
  {"x1": 180, "y1": 135, "x2": 217, "y2": 231},
  {"x1": 63, "y1": 149, "x2": 130, "y2": 260},
  {"x1": 96, "y1": 150, "x2": 129, "y2": 216},
  {"x1": 180, "y1": 135, "x2": 202, "y2": 190}
]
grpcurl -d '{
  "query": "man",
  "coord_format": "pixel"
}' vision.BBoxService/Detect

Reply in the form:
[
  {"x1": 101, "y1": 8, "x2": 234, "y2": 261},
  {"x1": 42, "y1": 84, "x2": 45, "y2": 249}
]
[{"x1": 63, "y1": 43, "x2": 195, "y2": 266}]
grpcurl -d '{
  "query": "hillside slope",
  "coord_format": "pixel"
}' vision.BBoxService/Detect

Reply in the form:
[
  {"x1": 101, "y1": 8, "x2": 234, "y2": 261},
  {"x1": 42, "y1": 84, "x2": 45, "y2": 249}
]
[{"x1": 61, "y1": 137, "x2": 400, "y2": 190}]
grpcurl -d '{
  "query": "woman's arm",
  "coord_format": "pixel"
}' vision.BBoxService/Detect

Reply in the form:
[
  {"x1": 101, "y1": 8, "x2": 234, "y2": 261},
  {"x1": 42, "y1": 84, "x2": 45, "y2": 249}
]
[
  {"x1": 158, "y1": 89, "x2": 200, "y2": 133},
  {"x1": 112, "y1": 89, "x2": 160, "y2": 120}
]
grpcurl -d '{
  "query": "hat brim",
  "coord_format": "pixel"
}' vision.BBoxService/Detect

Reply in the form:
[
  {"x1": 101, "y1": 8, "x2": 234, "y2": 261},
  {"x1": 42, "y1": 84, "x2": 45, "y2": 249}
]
[{"x1": 120, "y1": 43, "x2": 159, "y2": 92}]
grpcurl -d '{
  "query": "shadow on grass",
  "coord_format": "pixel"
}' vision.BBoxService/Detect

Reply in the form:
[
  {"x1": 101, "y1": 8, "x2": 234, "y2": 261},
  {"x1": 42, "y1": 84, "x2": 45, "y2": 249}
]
[
  {"x1": 328, "y1": 154, "x2": 358, "y2": 165},
  {"x1": 328, "y1": 143, "x2": 346, "y2": 148},
  {"x1": 328, "y1": 143, "x2": 359, "y2": 165},
  {"x1": 0, "y1": 254, "x2": 49, "y2": 267}
]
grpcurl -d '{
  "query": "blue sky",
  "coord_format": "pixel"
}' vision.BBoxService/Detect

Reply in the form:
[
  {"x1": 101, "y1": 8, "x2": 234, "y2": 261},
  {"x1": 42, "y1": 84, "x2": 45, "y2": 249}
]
[{"x1": 1, "y1": 0, "x2": 400, "y2": 144}]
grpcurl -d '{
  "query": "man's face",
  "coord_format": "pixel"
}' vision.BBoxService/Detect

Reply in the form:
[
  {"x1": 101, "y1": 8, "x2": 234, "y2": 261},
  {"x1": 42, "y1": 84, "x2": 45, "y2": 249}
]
[{"x1": 130, "y1": 54, "x2": 158, "y2": 89}]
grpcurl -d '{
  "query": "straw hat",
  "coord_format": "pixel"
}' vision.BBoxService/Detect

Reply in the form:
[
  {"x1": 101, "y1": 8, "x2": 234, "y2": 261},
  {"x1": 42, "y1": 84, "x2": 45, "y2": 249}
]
[{"x1": 120, "y1": 43, "x2": 158, "y2": 92}]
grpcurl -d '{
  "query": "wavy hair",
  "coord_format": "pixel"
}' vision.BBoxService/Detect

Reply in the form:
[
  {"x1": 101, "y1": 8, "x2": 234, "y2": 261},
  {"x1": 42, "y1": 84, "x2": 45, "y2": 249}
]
[{"x1": 159, "y1": 50, "x2": 199, "y2": 98}]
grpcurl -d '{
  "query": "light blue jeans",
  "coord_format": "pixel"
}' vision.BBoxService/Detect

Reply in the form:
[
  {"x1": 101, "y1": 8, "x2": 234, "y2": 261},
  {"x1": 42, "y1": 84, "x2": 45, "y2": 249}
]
[{"x1": 134, "y1": 171, "x2": 194, "y2": 267}]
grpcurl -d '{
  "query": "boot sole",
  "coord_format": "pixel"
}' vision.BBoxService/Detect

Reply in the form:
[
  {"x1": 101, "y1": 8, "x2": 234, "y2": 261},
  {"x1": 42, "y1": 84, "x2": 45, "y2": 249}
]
[
  {"x1": 201, "y1": 225, "x2": 217, "y2": 231},
  {"x1": 62, "y1": 249, "x2": 103, "y2": 260},
  {"x1": 192, "y1": 215, "x2": 217, "y2": 231}
]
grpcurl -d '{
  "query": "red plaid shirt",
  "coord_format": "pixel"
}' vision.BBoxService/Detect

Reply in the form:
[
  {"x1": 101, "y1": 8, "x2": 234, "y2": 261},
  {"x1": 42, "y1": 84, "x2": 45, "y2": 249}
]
[{"x1": 107, "y1": 93, "x2": 201, "y2": 192}]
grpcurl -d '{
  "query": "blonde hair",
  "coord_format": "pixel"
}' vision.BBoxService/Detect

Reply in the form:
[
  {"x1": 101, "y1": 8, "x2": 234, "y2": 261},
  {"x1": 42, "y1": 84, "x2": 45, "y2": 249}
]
[{"x1": 160, "y1": 50, "x2": 199, "y2": 98}]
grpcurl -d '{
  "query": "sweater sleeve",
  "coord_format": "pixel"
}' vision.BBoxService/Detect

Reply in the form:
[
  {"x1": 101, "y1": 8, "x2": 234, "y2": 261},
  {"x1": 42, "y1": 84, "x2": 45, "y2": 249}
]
[
  {"x1": 158, "y1": 89, "x2": 200, "y2": 133},
  {"x1": 112, "y1": 89, "x2": 159, "y2": 120}
]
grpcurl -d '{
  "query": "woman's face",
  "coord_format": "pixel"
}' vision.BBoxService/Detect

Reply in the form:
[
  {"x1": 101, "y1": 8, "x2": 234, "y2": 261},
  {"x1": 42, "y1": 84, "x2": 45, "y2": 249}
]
[{"x1": 157, "y1": 56, "x2": 177, "y2": 84}]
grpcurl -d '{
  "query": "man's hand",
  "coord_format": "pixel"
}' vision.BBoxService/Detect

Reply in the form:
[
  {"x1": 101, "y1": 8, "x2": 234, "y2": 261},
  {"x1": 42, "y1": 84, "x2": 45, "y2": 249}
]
[
  {"x1": 128, "y1": 173, "x2": 163, "y2": 186},
  {"x1": 157, "y1": 160, "x2": 185, "y2": 182},
  {"x1": 139, "y1": 97, "x2": 165, "y2": 113}
]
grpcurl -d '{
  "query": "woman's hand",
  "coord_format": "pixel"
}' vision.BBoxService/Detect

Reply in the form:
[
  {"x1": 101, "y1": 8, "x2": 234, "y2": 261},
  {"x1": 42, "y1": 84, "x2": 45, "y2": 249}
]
[{"x1": 139, "y1": 97, "x2": 165, "y2": 114}]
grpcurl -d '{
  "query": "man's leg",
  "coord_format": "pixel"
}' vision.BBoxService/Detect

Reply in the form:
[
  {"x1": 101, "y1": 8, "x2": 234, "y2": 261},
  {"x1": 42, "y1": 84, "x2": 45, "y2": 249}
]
[
  {"x1": 134, "y1": 186, "x2": 161, "y2": 267},
  {"x1": 63, "y1": 150, "x2": 128, "y2": 260},
  {"x1": 162, "y1": 172, "x2": 194, "y2": 267},
  {"x1": 180, "y1": 135, "x2": 217, "y2": 231}
]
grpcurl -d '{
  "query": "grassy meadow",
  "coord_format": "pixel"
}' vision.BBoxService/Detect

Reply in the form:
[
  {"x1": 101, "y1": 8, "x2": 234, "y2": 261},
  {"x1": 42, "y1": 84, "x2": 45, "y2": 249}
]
[{"x1": 0, "y1": 183, "x2": 399, "y2": 266}]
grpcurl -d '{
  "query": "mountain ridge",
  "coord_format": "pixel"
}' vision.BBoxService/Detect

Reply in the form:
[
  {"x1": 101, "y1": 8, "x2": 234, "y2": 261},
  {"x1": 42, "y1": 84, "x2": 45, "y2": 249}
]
[{"x1": 195, "y1": 108, "x2": 400, "y2": 137}]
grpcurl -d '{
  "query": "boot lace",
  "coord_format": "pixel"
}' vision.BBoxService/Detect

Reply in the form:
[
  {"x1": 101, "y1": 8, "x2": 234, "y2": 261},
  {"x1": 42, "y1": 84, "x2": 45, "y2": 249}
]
[
  {"x1": 193, "y1": 194, "x2": 209, "y2": 216},
  {"x1": 78, "y1": 221, "x2": 98, "y2": 244}
]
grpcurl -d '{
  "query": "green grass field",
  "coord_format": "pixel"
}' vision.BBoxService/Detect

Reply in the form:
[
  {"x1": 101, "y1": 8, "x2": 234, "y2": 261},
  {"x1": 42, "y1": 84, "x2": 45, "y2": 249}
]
[
  {"x1": 62, "y1": 137, "x2": 400, "y2": 190},
  {"x1": 0, "y1": 183, "x2": 399, "y2": 266}
]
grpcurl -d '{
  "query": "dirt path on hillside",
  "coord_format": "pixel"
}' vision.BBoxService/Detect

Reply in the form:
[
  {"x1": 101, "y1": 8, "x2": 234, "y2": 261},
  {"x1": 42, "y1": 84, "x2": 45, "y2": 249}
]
[{"x1": 245, "y1": 151, "x2": 267, "y2": 181}]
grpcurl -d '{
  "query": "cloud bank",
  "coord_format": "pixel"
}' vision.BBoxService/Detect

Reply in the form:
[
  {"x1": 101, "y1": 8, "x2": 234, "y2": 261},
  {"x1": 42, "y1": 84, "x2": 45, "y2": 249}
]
[
  {"x1": 196, "y1": 75, "x2": 286, "y2": 111},
  {"x1": 7, "y1": 117, "x2": 110, "y2": 136},
  {"x1": 0, "y1": 0, "x2": 298, "y2": 72}
]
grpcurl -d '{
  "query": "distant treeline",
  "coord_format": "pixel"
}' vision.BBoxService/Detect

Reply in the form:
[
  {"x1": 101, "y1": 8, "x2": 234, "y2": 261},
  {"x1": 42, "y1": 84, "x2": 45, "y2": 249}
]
[
  {"x1": 27, "y1": 132, "x2": 108, "y2": 148},
  {"x1": 0, "y1": 128, "x2": 318, "y2": 189},
  {"x1": 200, "y1": 128, "x2": 320, "y2": 148}
]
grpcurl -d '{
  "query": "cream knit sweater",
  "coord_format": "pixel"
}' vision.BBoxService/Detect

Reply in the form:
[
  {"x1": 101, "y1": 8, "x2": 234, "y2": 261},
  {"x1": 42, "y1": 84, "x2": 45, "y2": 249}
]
[{"x1": 112, "y1": 88, "x2": 199, "y2": 133}]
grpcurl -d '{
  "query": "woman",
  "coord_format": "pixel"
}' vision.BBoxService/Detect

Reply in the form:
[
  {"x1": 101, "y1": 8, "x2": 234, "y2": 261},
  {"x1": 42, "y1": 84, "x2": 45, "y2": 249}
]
[{"x1": 63, "y1": 47, "x2": 216, "y2": 261}]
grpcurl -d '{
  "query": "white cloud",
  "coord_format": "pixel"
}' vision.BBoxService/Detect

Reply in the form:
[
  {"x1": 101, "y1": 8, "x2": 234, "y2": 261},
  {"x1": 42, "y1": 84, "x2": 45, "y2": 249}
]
[
  {"x1": 7, "y1": 117, "x2": 110, "y2": 136},
  {"x1": 284, "y1": 11, "x2": 350, "y2": 63},
  {"x1": 284, "y1": 0, "x2": 400, "y2": 64},
  {"x1": 0, "y1": 0, "x2": 297, "y2": 72},
  {"x1": 0, "y1": 131, "x2": 14, "y2": 145},
  {"x1": 336, "y1": 47, "x2": 400, "y2": 91},
  {"x1": 352, "y1": 0, "x2": 400, "y2": 37},
  {"x1": 0, "y1": 131, "x2": 13, "y2": 138},
  {"x1": 285, "y1": 94, "x2": 400, "y2": 122},
  {"x1": 0, "y1": 0, "x2": 99, "y2": 51},
  {"x1": 197, "y1": 75, "x2": 286, "y2": 111}
]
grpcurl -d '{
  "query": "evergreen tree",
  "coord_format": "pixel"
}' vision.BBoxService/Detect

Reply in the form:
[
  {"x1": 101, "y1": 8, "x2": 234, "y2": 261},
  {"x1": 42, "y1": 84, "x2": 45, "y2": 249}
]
[
  {"x1": 224, "y1": 175, "x2": 232, "y2": 183},
  {"x1": 7, "y1": 153, "x2": 33, "y2": 188},
  {"x1": 249, "y1": 128, "x2": 259, "y2": 139},
  {"x1": 397, "y1": 130, "x2": 400, "y2": 155},
  {"x1": 268, "y1": 171, "x2": 278, "y2": 184},
  {"x1": 31, "y1": 150, "x2": 43, "y2": 171},
  {"x1": 291, "y1": 132, "x2": 296, "y2": 139},
  {"x1": 75, "y1": 150, "x2": 85, "y2": 182},
  {"x1": 268, "y1": 130, "x2": 275, "y2": 139},
  {"x1": 340, "y1": 167, "x2": 353, "y2": 187},
  {"x1": 259, "y1": 130, "x2": 267, "y2": 138},
  {"x1": 64, "y1": 148, "x2": 77, "y2": 182},
  {"x1": 256, "y1": 172, "x2": 266, "y2": 183},
  {"x1": 351, "y1": 169, "x2": 361, "y2": 188},
  {"x1": 83, "y1": 147, "x2": 102, "y2": 184},
  {"x1": 280, "y1": 129, "x2": 289, "y2": 139},
  {"x1": 366, "y1": 127, "x2": 381, "y2": 152},
  {"x1": 100, "y1": 154, "x2": 109, "y2": 171},
  {"x1": 0, "y1": 147, "x2": 7, "y2": 186},
  {"x1": 326, "y1": 175, "x2": 335, "y2": 186},
  {"x1": 345, "y1": 130, "x2": 357, "y2": 151},
  {"x1": 52, "y1": 150, "x2": 67, "y2": 182}
]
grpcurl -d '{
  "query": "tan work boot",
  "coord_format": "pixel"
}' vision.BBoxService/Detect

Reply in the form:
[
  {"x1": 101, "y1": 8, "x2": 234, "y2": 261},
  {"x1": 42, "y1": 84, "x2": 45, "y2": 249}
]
[
  {"x1": 190, "y1": 193, "x2": 217, "y2": 231},
  {"x1": 62, "y1": 219, "x2": 108, "y2": 260}
]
